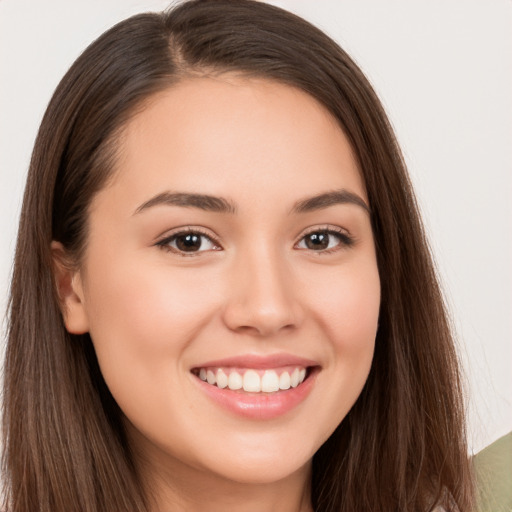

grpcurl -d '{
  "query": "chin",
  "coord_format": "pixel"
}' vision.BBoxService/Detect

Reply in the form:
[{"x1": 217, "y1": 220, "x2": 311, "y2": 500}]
[
  {"x1": 191, "y1": 431, "x2": 318, "y2": 485},
  {"x1": 210, "y1": 455, "x2": 311, "y2": 486}
]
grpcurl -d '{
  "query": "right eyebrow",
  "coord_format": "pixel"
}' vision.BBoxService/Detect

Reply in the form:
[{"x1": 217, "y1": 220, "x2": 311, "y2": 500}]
[{"x1": 133, "y1": 191, "x2": 237, "y2": 215}]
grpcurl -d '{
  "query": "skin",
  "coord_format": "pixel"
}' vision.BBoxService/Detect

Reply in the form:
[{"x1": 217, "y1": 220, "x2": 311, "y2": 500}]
[{"x1": 54, "y1": 76, "x2": 381, "y2": 512}]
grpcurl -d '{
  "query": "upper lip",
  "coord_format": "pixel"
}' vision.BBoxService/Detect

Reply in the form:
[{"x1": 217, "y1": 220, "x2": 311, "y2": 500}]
[{"x1": 192, "y1": 353, "x2": 320, "y2": 370}]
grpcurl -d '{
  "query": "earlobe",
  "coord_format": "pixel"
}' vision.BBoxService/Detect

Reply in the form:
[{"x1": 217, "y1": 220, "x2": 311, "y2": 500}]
[{"x1": 51, "y1": 241, "x2": 89, "y2": 334}]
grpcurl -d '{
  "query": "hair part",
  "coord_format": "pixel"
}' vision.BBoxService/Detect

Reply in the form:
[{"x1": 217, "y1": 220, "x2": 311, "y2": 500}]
[{"x1": 3, "y1": 1, "x2": 474, "y2": 510}]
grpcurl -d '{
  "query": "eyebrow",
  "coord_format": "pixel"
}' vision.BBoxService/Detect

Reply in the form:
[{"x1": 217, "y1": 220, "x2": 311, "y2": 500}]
[
  {"x1": 134, "y1": 192, "x2": 237, "y2": 215},
  {"x1": 133, "y1": 188, "x2": 370, "y2": 216},
  {"x1": 291, "y1": 189, "x2": 370, "y2": 215}
]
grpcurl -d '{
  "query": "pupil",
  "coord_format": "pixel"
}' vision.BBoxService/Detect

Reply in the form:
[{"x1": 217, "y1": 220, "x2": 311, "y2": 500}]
[
  {"x1": 176, "y1": 234, "x2": 201, "y2": 251},
  {"x1": 306, "y1": 232, "x2": 329, "y2": 250}
]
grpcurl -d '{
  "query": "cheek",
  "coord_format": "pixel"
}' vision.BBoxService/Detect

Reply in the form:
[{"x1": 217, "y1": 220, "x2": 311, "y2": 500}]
[
  {"x1": 82, "y1": 257, "x2": 222, "y2": 394},
  {"x1": 310, "y1": 260, "x2": 380, "y2": 351},
  {"x1": 86, "y1": 257, "x2": 218, "y2": 341},
  {"x1": 306, "y1": 259, "x2": 380, "y2": 423}
]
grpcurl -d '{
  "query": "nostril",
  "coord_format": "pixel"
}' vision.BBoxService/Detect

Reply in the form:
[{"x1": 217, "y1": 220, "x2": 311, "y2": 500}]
[
  {"x1": 220, "y1": 271, "x2": 304, "y2": 336},
  {"x1": 224, "y1": 310, "x2": 301, "y2": 338}
]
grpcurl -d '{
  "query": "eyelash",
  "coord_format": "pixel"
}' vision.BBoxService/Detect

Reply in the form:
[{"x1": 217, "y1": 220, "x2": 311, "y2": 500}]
[
  {"x1": 298, "y1": 226, "x2": 355, "y2": 254},
  {"x1": 155, "y1": 227, "x2": 220, "y2": 257},
  {"x1": 155, "y1": 226, "x2": 355, "y2": 257}
]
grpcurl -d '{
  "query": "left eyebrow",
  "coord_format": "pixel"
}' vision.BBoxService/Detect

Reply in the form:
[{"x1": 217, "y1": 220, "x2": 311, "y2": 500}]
[{"x1": 291, "y1": 189, "x2": 370, "y2": 215}]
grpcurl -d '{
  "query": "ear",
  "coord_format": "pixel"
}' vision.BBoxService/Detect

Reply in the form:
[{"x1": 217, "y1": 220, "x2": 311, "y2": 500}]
[{"x1": 51, "y1": 241, "x2": 89, "y2": 334}]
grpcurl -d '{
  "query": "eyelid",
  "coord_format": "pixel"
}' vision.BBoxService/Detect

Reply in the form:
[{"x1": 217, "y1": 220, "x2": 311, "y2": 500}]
[
  {"x1": 155, "y1": 225, "x2": 219, "y2": 242},
  {"x1": 155, "y1": 226, "x2": 223, "y2": 255},
  {"x1": 298, "y1": 224, "x2": 351, "y2": 238},
  {"x1": 154, "y1": 224, "x2": 354, "y2": 256},
  {"x1": 294, "y1": 225, "x2": 355, "y2": 253}
]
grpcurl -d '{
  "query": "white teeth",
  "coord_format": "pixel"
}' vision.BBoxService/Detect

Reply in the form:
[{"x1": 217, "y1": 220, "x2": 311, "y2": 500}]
[
  {"x1": 290, "y1": 368, "x2": 300, "y2": 388},
  {"x1": 216, "y1": 369, "x2": 228, "y2": 388},
  {"x1": 197, "y1": 367, "x2": 309, "y2": 393},
  {"x1": 228, "y1": 371, "x2": 243, "y2": 390},
  {"x1": 243, "y1": 370, "x2": 261, "y2": 392},
  {"x1": 261, "y1": 370, "x2": 280, "y2": 392},
  {"x1": 279, "y1": 371, "x2": 291, "y2": 390},
  {"x1": 206, "y1": 370, "x2": 216, "y2": 385}
]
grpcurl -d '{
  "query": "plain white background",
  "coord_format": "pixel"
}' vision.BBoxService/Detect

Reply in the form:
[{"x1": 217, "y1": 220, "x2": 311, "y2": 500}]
[{"x1": 0, "y1": 0, "x2": 511, "y2": 453}]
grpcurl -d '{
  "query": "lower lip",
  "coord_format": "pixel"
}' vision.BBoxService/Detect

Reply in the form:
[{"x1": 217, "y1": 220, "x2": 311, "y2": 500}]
[{"x1": 193, "y1": 368, "x2": 318, "y2": 420}]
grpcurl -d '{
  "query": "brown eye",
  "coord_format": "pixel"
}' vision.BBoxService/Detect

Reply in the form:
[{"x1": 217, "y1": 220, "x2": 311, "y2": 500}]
[
  {"x1": 175, "y1": 233, "x2": 203, "y2": 252},
  {"x1": 304, "y1": 232, "x2": 330, "y2": 250},
  {"x1": 297, "y1": 230, "x2": 353, "y2": 252},
  {"x1": 157, "y1": 231, "x2": 219, "y2": 254}
]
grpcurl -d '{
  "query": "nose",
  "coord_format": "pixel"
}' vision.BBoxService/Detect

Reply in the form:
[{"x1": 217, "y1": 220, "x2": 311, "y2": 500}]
[{"x1": 221, "y1": 246, "x2": 304, "y2": 337}]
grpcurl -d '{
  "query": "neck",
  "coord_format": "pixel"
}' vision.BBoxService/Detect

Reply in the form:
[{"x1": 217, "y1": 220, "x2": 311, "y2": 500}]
[
  {"x1": 151, "y1": 466, "x2": 313, "y2": 512},
  {"x1": 132, "y1": 435, "x2": 313, "y2": 512}
]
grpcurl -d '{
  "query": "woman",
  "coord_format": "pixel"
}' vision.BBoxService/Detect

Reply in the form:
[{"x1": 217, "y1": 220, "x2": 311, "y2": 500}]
[{"x1": 2, "y1": 1, "x2": 474, "y2": 510}]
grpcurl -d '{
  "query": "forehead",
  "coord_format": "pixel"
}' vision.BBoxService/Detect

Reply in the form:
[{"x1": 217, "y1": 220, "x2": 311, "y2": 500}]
[{"x1": 100, "y1": 75, "x2": 366, "y2": 214}]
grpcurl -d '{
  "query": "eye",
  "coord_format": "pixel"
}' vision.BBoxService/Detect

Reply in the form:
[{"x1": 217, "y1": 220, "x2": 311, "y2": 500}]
[
  {"x1": 156, "y1": 229, "x2": 220, "y2": 255},
  {"x1": 296, "y1": 228, "x2": 354, "y2": 252}
]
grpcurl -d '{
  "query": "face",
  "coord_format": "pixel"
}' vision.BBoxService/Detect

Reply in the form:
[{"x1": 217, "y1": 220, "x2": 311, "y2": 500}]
[{"x1": 60, "y1": 76, "x2": 380, "y2": 489}]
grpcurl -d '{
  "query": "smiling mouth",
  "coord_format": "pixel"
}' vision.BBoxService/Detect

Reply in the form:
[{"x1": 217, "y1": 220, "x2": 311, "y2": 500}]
[{"x1": 191, "y1": 366, "x2": 311, "y2": 393}]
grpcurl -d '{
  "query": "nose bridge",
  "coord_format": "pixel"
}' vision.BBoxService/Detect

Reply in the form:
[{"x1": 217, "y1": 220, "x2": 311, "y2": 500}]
[{"x1": 222, "y1": 240, "x2": 302, "y2": 336}]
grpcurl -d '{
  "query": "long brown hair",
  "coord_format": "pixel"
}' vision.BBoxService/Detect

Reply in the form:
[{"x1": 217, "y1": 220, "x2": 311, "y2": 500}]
[{"x1": 2, "y1": 1, "x2": 474, "y2": 510}]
